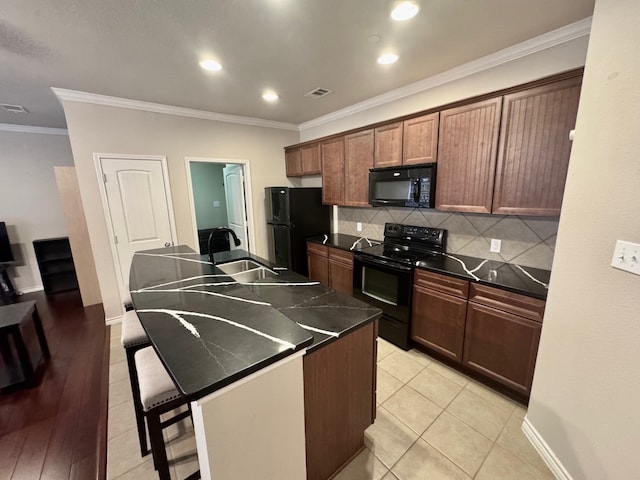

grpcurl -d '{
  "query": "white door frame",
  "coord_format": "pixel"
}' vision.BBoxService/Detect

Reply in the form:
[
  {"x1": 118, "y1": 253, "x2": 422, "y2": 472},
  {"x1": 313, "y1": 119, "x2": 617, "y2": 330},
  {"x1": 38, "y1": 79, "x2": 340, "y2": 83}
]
[
  {"x1": 184, "y1": 157, "x2": 256, "y2": 255},
  {"x1": 94, "y1": 153, "x2": 178, "y2": 304}
]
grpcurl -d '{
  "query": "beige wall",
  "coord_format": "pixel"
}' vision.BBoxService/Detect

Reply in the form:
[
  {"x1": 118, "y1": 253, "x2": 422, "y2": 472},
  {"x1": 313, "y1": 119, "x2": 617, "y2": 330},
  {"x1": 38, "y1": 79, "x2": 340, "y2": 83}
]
[
  {"x1": 300, "y1": 37, "x2": 589, "y2": 141},
  {"x1": 0, "y1": 130, "x2": 74, "y2": 292},
  {"x1": 60, "y1": 103, "x2": 298, "y2": 321},
  {"x1": 527, "y1": 0, "x2": 640, "y2": 478}
]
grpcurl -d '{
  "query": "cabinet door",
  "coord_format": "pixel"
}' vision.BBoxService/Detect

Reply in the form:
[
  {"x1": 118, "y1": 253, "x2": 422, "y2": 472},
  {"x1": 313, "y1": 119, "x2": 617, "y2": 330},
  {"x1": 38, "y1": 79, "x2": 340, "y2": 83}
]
[
  {"x1": 301, "y1": 143, "x2": 321, "y2": 174},
  {"x1": 463, "y1": 302, "x2": 542, "y2": 396},
  {"x1": 328, "y1": 247, "x2": 353, "y2": 295},
  {"x1": 411, "y1": 284, "x2": 467, "y2": 362},
  {"x1": 374, "y1": 122, "x2": 403, "y2": 168},
  {"x1": 436, "y1": 98, "x2": 502, "y2": 213},
  {"x1": 403, "y1": 113, "x2": 439, "y2": 165},
  {"x1": 285, "y1": 148, "x2": 302, "y2": 177},
  {"x1": 307, "y1": 252, "x2": 329, "y2": 285},
  {"x1": 344, "y1": 130, "x2": 374, "y2": 207},
  {"x1": 321, "y1": 137, "x2": 345, "y2": 205},
  {"x1": 493, "y1": 76, "x2": 582, "y2": 216}
]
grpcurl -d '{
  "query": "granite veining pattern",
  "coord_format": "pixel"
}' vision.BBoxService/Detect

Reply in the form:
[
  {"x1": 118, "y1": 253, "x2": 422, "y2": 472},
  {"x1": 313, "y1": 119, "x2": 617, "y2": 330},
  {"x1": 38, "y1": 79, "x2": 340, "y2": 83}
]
[{"x1": 129, "y1": 246, "x2": 381, "y2": 400}]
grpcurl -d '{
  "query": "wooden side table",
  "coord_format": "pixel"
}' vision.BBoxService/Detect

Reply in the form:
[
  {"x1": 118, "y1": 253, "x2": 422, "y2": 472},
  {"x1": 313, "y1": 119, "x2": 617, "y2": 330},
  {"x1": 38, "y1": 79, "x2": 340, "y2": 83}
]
[{"x1": 0, "y1": 300, "x2": 50, "y2": 389}]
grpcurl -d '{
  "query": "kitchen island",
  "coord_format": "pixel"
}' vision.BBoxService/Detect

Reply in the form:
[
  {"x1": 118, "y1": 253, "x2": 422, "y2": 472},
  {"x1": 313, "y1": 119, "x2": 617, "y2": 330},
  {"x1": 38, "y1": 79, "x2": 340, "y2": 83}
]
[{"x1": 129, "y1": 246, "x2": 381, "y2": 480}]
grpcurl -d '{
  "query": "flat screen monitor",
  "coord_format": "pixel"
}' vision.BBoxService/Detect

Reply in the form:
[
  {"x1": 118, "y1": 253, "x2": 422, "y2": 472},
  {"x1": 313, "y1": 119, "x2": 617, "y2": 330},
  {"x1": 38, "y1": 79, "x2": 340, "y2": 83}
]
[{"x1": 0, "y1": 222, "x2": 15, "y2": 264}]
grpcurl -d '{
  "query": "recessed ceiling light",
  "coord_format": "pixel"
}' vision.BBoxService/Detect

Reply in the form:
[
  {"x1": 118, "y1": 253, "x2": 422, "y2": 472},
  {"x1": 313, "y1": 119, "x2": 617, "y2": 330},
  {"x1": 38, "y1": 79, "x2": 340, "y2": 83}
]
[
  {"x1": 262, "y1": 91, "x2": 279, "y2": 102},
  {"x1": 199, "y1": 59, "x2": 222, "y2": 72},
  {"x1": 377, "y1": 53, "x2": 399, "y2": 65},
  {"x1": 391, "y1": 1, "x2": 419, "y2": 21}
]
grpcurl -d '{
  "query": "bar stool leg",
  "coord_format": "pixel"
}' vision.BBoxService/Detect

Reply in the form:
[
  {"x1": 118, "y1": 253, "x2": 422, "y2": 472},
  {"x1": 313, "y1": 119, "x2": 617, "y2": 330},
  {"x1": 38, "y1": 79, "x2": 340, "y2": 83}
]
[
  {"x1": 126, "y1": 347, "x2": 149, "y2": 457},
  {"x1": 147, "y1": 411, "x2": 171, "y2": 480}
]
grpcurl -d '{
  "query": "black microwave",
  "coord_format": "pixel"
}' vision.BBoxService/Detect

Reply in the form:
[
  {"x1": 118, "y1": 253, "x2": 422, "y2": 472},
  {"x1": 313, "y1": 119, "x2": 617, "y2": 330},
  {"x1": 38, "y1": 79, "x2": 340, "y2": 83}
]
[{"x1": 369, "y1": 164, "x2": 436, "y2": 208}]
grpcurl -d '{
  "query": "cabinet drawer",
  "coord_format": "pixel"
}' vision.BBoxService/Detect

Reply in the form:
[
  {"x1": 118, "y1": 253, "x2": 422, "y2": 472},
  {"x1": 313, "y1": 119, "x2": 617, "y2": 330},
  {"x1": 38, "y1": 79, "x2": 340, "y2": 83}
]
[
  {"x1": 328, "y1": 247, "x2": 353, "y2": 266},
  {"x1": 307, "y1": 242, "x2": 328, "y2": 257},
  {"x1": 469, "y1": 284, "x2": 545, "y2": 323},
  {"x1": 414, "y1": 269, "x2": 469, "y2": 298}
]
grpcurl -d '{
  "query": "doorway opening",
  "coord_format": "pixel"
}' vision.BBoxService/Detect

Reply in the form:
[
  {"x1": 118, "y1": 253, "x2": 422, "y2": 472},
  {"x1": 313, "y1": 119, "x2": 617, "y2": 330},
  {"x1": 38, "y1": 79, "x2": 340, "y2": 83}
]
[{"x1": 185, "y1": 157, "x2": 255, "y2": 256}]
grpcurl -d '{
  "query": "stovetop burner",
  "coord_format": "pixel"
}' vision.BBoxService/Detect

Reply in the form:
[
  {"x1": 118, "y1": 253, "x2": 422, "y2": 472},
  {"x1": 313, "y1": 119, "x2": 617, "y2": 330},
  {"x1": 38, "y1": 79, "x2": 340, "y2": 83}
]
[{"x1": 357, "y1": 222, "x2": 447, "y2": 266}]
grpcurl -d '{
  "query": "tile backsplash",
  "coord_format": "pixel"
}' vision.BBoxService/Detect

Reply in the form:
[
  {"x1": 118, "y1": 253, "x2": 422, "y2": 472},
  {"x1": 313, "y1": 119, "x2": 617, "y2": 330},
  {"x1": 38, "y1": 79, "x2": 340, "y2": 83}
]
[{"x1": 337, "y1": 207, "x2": 558, "y2": 270}]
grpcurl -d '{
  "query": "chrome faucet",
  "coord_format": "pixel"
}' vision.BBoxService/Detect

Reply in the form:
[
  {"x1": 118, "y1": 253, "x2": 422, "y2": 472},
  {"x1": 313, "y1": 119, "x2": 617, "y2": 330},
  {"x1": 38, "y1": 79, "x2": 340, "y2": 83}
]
[{"x1": 208, "y1": 227, "x2": 241, "y2": 265}]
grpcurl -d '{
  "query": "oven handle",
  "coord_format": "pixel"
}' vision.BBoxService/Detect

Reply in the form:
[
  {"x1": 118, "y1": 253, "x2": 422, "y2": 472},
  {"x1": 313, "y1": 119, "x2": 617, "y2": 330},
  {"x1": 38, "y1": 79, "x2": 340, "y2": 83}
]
[{"x1": 355, "y1": 255, "x2": 413, "y2": 272}]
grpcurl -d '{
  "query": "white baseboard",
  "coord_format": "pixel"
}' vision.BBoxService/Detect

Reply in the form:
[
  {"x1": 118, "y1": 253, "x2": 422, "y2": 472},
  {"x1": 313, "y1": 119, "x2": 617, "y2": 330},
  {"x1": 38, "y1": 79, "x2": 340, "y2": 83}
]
[
  {"x1": 17, "y1": 285, "x2": 44, "y2": 294},
  {"x1": 522, "y1": 416, "x2": 573, "y2": 480},
  {"x1": 105, "y1": 314, "x2": 123, "y2": 325}
]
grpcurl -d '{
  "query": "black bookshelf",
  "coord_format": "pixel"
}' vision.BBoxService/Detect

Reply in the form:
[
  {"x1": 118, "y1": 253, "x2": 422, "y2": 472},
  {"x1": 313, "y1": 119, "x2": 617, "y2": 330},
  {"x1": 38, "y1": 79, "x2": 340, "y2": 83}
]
[{"x1": 33, "y1": 237, "x2": 79, "y2": 295}]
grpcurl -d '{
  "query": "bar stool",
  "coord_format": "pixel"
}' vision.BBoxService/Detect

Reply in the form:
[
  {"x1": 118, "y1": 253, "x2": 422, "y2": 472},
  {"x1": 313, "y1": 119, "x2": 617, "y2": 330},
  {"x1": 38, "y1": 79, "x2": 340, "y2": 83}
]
[
  {"x1": 135, "y1": 346, "x2": 199, "y2": 480},
  {"x1": 120, "y1": 309, "x2": 152, "y2": 456}
]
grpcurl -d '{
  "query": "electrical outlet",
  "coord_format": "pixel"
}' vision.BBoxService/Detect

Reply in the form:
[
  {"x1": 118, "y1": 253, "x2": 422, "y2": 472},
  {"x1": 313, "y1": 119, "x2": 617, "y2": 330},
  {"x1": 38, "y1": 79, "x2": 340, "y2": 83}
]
[
  {"x1": 213, "y1": 201, "x2": 220, "y2": 208},
  {"x1": 611, "y1": 240, "x2": 640, "y2": 276},
  {"x1": 356, "y1": 222, "x2": 363, "y2": 232},
  {"x1": 490, "y1": 238, "x2": 501, "y2": 253}
]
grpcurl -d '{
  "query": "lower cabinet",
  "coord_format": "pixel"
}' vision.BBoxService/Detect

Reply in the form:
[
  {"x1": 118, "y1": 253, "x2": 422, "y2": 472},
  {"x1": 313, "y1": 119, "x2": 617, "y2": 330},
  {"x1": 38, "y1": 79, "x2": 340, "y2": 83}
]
[
  {"x1": 304, "y1": 321, "x2": 377, "y2": 480},
  {"x1": 410, "y1": 269, "x2": 545, "y2": 397},
  {"x1": 306, "y1": 242, "x2": 353, "y2": 295}
]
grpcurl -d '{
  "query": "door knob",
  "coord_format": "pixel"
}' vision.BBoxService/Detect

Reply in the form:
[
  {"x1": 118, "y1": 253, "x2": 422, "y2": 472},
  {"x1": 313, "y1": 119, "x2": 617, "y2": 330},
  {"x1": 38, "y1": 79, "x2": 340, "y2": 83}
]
[{"x1": 164, "y1": 242, "x2": 172, "y2": 247}]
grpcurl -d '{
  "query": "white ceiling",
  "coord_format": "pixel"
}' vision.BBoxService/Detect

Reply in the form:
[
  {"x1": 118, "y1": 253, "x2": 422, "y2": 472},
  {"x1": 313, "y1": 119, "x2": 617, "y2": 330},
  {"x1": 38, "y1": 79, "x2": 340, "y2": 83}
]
[{"x1": 0, "y1": 0, "x2": 595, "y2": 129}]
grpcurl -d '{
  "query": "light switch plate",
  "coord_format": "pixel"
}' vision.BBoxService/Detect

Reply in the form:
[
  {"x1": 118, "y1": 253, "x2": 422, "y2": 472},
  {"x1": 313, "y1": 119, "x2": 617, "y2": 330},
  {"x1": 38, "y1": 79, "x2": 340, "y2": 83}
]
[
  {"x1": 611, "y1": 240, "x2": 640, "y2": 276},
  {"x1": 490, "y1": 238, "x2": 501, "y2": 253},
  {"x1": 213, "y1": 201, "x2": 220, "y2": 208},
  {"x1": 356, "y1": 222, "x2": 363, "y2": 232}
]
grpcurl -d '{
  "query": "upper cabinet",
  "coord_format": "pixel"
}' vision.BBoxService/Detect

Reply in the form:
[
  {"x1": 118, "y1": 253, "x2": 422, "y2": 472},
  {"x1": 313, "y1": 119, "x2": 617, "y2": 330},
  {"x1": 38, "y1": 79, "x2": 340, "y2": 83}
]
[
  {"x1": 403, "y1": 112, "x2": 439, "y2": 165},
  {"x1": 374, "y1": 122, "x2": 403, "y2": 168},
  {"x1": 285, "y1": 148, "x2": 302, "y2": 177},
  {"x1": 286, "y1": 143, "x2": 321, "y2": 177},
  {"x1": 436, "y1": 98, "x2": 503, "y2": 213},
  {"x1": 321, "y1": 137, "x2": 345, "y2": 205},
  {"x1": 344, "y1": 130, "x2": 374, "y2": 206},
  {"x1": 493, "y1": 77, "x2": 582, "y2": 216}
]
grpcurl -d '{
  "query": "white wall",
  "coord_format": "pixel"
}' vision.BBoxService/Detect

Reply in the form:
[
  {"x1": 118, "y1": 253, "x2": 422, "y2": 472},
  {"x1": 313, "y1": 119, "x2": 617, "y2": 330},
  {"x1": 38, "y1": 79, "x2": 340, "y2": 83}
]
[
  {"x1": 60, "y1": 103, "x2": 298, "y2": 321},
  {"x1": 0, "y1": 130, "x2": 74, "y2": 292},
  {"x1": 300, "y1": 37, "x2": 589, "y2": 141},
  {"x1": 527, "y1": 0, "x2": 640, "y2": 478}
]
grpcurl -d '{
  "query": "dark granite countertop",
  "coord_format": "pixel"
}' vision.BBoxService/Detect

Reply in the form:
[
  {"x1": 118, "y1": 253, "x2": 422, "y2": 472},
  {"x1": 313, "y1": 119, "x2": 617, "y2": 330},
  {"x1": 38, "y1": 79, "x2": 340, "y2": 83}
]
[
  {"x1": 306, "y1": 233, "x2": 382, "y2": 252},
  {"x1": 416, "y1": 253, "x2": 550, "y2": 300},
  {"x1": 129, "y1": 246, "x2": 381, "y2": 400},
  {"x1": 307, "y1": 233, "x2": 549, "y2": 299}
]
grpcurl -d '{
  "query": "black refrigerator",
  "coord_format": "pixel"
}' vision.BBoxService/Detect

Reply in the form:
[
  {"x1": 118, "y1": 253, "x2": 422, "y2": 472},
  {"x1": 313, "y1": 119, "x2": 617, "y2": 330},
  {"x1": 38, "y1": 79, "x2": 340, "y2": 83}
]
[{"x1": 265, "y1": 187, "x2": 330, "y2": 276}]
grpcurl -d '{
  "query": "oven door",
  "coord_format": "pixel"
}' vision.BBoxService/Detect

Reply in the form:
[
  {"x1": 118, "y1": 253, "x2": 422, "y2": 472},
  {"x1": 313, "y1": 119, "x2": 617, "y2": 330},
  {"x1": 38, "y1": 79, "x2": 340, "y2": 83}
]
[{"x1": 353, "y1": 255, "x2": 414, "y2": 349}]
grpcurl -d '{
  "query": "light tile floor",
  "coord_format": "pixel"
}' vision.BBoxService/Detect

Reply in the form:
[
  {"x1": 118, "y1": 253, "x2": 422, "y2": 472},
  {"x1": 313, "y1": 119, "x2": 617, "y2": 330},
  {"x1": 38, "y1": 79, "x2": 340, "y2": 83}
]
[{"x1": 107, "y1": 323, "x2": 553, "y2": 479}]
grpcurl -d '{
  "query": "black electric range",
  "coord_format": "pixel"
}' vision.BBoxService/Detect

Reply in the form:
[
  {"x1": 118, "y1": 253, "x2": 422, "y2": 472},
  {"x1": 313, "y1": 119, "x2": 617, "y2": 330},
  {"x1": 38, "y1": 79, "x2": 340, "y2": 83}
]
[{"x1": 353, "y1": 223, "x2": 447, "y2": 349}]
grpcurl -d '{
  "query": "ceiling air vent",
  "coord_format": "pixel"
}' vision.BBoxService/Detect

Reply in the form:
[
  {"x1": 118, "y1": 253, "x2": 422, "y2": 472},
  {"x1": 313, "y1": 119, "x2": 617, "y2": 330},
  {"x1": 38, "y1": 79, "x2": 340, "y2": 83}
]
[
  {"x1": 304, "y1": 88, "x2": 333, "y2": 99},
  {"x1": 1, "y1": 103, "x2": 29, "y2": 113}
]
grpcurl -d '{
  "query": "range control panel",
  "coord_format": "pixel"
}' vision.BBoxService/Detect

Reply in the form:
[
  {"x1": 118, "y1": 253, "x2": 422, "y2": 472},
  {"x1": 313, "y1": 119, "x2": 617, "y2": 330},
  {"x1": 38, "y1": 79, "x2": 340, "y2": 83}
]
[{"x1": 383, "y1": 223, "x2": 447, "y2": 250}]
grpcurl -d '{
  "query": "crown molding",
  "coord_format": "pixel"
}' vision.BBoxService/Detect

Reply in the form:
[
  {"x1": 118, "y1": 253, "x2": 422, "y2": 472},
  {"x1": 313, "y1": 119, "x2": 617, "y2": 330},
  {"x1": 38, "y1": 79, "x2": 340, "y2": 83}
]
[
  {"x1": 299, "y1": 17, "x2": 592, "y2": 132},
  {"x1": 51, "y1": 88, "x2": 299, "y2": 132},
  {"x1": 0, "y1": 123, "x2": 68, "y2": 135}
]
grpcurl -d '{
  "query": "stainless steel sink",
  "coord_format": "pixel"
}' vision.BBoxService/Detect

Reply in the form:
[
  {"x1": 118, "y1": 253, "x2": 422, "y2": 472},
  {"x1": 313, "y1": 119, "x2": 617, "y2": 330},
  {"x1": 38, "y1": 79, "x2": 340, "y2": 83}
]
[
  {"x1": 217, "y1": 259, "x2": 263, "y2": 275},
  {"x1": 231, "y1": 267, "x2": 277, "y2": 283}
]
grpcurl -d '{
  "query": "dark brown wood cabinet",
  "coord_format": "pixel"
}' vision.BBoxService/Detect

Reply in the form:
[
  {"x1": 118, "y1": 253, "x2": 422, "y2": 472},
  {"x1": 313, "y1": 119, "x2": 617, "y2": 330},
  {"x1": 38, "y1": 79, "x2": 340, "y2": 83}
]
[
  {"x1": 374, "y1": 122, "x2": 403, "y2": 168},
  {"x1": 321, "y1": 137, "x2": 345, "y2": 205},
  {"x1": 304, "y1": 321, "x2": 377, "y2": 480},
  {"x1": 436, "y1": 97, "x2": 503, "y2": 213},
  {"x1": 411, "y1": 270, "x2": 469, "y2": 362},
  {"x1": 285, "y1": 148, "x2": 303, "y2": 177},
  {"x1": 344, "y1": 130, "x2": 374, "y2": 207},
  {"x1": 307, "y1": 242, "x2": 329, "y2": 285},
  {"x1": 403, "y1": 112, "x2": 439, "y2": 165},
  {"x1": 493, "y1": 76, "x2": 582, "y2": 216},
  {"x1": 463, "y1": 284, "x2": 545, "y2": 396},
  {"x1": 301, "y1": 143, "x2": 322, "y2": 174},
  {"x1": 307, "y1": 242, "x2": 354, "y2": 295}
]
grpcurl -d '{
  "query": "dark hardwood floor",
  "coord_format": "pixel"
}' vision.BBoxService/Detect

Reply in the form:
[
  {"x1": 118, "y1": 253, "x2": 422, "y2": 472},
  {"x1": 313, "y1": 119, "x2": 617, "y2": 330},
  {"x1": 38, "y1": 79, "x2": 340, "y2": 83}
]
[{"x1": 0, "y1": 290, "x2": 109, "y2": 480}]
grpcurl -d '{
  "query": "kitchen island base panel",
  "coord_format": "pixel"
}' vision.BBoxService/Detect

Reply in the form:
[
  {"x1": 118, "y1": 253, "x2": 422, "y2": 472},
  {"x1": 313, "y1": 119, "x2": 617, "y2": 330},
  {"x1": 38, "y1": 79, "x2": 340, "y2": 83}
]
[{"x1": 191, "y1": 351, "x2": 307, "y2": 480}]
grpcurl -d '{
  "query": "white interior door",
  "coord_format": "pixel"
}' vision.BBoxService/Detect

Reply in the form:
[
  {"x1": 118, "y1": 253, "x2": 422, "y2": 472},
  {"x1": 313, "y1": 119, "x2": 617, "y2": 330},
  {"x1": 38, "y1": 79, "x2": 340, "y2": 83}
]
[
  {"x1": 223, "y1": 164, "x2": 248, "y2": 251},
  {"x1": 100, "y1": 157, "x2": 174, "y2": 291}
]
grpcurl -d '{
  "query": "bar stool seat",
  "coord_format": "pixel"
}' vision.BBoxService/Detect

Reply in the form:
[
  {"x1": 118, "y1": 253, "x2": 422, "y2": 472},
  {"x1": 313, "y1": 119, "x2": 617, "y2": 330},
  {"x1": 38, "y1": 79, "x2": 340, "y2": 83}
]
[
  {"x1": 135, "y1": 346, "x2": 199, "y2": 480},
  {"x1": 121, "y1": 310, "x2": 152, "y2": 456}
]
